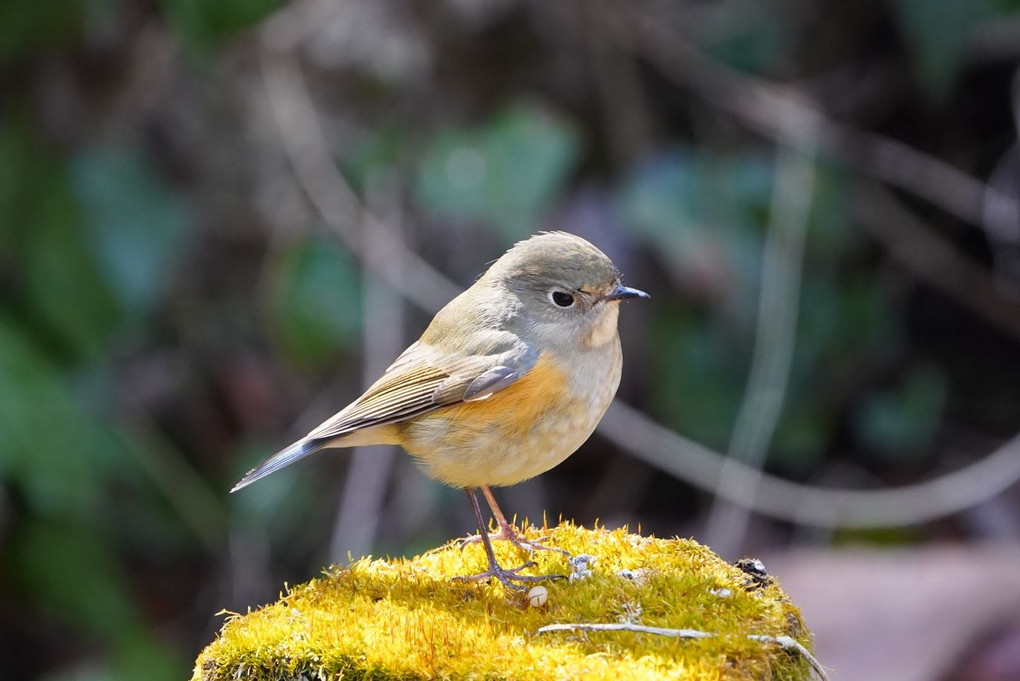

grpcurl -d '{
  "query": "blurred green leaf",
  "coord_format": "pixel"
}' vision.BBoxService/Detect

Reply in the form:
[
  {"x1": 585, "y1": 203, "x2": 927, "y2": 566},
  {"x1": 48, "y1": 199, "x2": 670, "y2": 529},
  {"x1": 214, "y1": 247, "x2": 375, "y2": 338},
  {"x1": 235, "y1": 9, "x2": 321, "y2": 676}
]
[
  {"x1": 269, "y1": 235, "x2": 361, "y2": 367},
  {"x1": 12, "y1": 516, "x2": 187, "y2": 680},
  {"x1": 0, "y1": 120, "x2": 122, "y2": 361},
  {"x1": 616, "y1": 148, "x2": 766, "y2": 327},
  {"x1": 803, "y1": 163, "x2": 857, "y2": 260},
  {"x1": 23, "y1": 187, "x2": 122, "y2": 360},
  {"x1": 0, "y1": 0, "x2": 79, "y2": 64},
  {"x1": 696, "y1": 0, "x2": 791, "y2": 74},
  {"x1": 70, "y1": 146, "x2": 189, "y2": 318},
  {"x1": 617, "y1": 148, "x2": 700, "y2": 252},
  {"x1": 855, "y1": 364, "x2": 948, "y2": 462},
  {"x1": 894, "y1": 0, "x2": 995, "y2": 99},
  {"x1": 771, "y1": 401, "x2": 831, "y2": 470},
  {"x1": 770, "y1": 276, "x2": 900, "y2": 468},
  {"x1": 794, "y1": 277, "x2": 901, "y2": 380},
  {"x1": 0, "y1": 316, "x2": 116, "y2": 514},
  {"x1": 159, "y1": 0, "x2": 281, "y2": 51},
  {"x1": 415, "y1": 102, "x2": 581, "y2": 240},
  {"x1": 342, "y1": 127, "x2": 406, "y2": 195},
  {"x1": 0, "y1": 115, "x2": 49, "y2": 257},
  {"x1": 625, "y1": 148, "x2": 908, "y2": 471},
  {"x1": 112, "y1": 630, "x2": 187, "y2": 681},
  {"x1": 9, "y1": 517, "x2": 135, "y2": 641},
  {"x1": 650, "y1": 311, "x2": 747, "y2": 451}
]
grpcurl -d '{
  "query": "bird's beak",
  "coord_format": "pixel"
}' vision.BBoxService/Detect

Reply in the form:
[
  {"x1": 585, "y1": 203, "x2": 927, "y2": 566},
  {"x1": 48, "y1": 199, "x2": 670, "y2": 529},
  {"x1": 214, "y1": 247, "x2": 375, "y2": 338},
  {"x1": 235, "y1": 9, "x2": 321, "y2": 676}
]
[{"x1": 604, "y1": 285, "x2": 650, "y2": 301}]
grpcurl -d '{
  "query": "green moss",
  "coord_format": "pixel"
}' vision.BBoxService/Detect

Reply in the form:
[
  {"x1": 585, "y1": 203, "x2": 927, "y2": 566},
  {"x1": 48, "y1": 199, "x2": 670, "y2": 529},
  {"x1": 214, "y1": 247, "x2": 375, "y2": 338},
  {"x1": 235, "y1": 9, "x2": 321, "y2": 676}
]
[{"x1": 194, "y1": 523, "x2": 815, "y2": 680}]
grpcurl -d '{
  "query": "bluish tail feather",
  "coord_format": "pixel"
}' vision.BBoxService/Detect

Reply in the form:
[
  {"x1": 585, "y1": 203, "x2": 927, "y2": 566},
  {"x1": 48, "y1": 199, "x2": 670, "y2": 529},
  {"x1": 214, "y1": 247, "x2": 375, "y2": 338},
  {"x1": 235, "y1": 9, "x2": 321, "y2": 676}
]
[{"x1": 230, "y1": 439, "x2": 321, "y2": 492}]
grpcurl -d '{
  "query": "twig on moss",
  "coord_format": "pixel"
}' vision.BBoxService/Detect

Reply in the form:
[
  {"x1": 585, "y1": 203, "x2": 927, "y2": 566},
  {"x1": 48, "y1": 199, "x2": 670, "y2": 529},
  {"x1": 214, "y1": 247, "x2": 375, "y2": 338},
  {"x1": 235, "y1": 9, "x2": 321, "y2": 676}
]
[
  {"x1": 537, "y1": 623, "x2": 828, "y2": 680},
  {"x1": 538, "y1": 621, "x2": 713, "y2": 638},
  {"x1": 747, "y1": 634, "x2": 829, "y2": 681}
]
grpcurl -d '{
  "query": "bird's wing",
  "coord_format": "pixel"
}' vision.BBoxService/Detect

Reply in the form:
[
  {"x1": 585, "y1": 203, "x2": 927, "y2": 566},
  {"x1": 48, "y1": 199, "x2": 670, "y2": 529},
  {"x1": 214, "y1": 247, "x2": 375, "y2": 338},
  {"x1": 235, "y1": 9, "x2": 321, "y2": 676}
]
[
  {"x1": 306, "y1": 339, "x2": 537, "y2": 441},
  {"x1": 231, "y1": 334, "x2": 536, "y2": 492}
]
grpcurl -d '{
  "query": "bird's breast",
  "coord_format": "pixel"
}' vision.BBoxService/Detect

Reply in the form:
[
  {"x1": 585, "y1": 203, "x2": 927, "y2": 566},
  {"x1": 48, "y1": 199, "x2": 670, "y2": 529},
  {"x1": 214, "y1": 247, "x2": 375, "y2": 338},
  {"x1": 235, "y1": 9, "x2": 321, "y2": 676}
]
[{"x1": 397, "y1": 342, "x2": 622, "y2": 488}]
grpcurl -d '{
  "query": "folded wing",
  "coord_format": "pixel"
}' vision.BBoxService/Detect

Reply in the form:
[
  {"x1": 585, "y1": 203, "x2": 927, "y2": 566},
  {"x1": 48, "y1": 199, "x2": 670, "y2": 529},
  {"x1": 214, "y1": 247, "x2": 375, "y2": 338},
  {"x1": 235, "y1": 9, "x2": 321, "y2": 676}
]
[{"x1": 231, "y1": 340, "x2": 537, "y2": 491}]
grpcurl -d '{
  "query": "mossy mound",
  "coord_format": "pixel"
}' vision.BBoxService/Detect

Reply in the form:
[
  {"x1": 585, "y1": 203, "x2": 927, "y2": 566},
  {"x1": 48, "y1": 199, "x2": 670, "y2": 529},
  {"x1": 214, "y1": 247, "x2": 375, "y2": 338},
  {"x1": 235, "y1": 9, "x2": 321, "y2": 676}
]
[{"x1": 194, "y1": 523, "x2": 817, "y2": 680}]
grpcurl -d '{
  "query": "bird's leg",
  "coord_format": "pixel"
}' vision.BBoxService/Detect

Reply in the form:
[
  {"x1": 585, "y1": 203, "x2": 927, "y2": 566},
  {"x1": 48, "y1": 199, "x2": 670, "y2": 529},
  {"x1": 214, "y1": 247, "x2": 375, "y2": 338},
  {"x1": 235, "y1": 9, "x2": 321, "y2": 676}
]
[
  {"x1": 453, "y1": 488, "x2": 566, "y2": 591},
  {"x1": 469, "y1": 485, "x2": 572, "y2": 559}
]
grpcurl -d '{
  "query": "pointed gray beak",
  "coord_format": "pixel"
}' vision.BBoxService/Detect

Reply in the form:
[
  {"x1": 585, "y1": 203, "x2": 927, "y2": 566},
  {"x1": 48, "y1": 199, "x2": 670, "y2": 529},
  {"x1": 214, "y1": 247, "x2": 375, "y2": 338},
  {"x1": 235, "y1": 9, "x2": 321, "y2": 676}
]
[{"x1": 604, "y1": 285, "x2": 650, "y2": 301}]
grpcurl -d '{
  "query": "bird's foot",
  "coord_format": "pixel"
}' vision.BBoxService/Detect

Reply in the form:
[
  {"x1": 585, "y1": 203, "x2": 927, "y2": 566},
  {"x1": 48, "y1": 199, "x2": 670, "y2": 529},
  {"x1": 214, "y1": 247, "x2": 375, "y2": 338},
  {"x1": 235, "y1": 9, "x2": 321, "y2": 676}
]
[
  {"x1": 460, "y1": 523, "x2": 572, "y2": 560},
  {"x1": 452, "y1": 560, "x2": 567, "y2": 592}
]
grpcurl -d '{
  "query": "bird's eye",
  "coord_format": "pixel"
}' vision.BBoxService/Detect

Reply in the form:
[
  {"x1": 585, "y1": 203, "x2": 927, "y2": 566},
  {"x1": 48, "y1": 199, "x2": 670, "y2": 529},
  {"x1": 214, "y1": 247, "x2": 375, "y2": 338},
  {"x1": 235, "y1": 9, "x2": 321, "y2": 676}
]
[{"x1": 549, "y1": 290, "x2": 575, "y2": 308}]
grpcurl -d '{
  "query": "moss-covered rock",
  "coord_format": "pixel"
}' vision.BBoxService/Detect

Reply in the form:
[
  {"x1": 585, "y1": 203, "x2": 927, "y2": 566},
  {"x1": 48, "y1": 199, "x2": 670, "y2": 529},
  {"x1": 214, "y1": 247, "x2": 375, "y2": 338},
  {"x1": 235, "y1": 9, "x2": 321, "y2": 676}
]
[{"x1": 194, "y1": 523, "x2": 818, "y2": 680}]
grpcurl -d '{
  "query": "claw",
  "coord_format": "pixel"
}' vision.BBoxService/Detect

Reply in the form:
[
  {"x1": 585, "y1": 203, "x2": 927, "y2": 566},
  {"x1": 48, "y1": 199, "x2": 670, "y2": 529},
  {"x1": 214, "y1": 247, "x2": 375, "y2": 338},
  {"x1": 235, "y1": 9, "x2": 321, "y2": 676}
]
[
  {"x1": 452, "y1": 560, "x2": 566, "y2": 592},
  {"x1": 460, "y1": 525, "x2": 572, "y2": 559},
  {"x1": 462, "y1": 486, "x2": 573, "y2": 559},
  {"x1": 456, "y1": 488, "x2": 570, "y2": 592}
]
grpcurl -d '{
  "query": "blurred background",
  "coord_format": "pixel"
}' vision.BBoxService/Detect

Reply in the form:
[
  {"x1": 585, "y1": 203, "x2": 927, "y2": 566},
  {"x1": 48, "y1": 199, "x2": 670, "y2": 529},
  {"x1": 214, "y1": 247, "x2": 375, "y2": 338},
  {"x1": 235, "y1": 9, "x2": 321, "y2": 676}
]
[{"x1": 2, "y1": 0, "x2": 1020, "y2": 679}]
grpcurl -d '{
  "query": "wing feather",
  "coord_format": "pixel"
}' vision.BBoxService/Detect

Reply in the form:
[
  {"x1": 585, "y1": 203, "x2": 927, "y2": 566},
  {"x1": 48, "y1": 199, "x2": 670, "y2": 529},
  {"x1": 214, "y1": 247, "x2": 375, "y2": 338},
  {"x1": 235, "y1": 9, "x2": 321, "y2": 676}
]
[
  {"x1": 232, "y1": 328, "x2": 538, "y2": 492},
  {"x1": 306, "y1": 340, "x2": 537, "y2": 442}
]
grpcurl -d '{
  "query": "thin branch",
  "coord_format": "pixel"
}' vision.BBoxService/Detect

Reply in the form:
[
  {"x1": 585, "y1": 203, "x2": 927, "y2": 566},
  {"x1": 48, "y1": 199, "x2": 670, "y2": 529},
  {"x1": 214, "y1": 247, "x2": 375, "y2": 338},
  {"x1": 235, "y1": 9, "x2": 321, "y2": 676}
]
[
  {"x1": 329, "y1": 179, "x2": 404, "y2": 563},
  {"x1": 705, "y1": 134, "x2": 818, "y2": 555},
  {"x1": 118, "y1": 414, "x2": 225, "y2": 555},
  {"x1": 601, "y1": 401, "x2": 1020, "y2": 528},
  {"x1": 605, "y1": 3, "x2": 1019, "y2": 249},
  {"x1": 854, "y1": 183, "x2": 1020, "y2": 341},
  {"x1": 537, "y1": 622, "x2": 828, "y2": 680},
  {"x1": 747, "y1": 634, "x2": 829, "y2": 681},
  {"x1": 259, "y1": 48, "x2": 461, "y2": 312},
  {"x1": 538, "y1": 622, "x2": 711, "y2": 638}
]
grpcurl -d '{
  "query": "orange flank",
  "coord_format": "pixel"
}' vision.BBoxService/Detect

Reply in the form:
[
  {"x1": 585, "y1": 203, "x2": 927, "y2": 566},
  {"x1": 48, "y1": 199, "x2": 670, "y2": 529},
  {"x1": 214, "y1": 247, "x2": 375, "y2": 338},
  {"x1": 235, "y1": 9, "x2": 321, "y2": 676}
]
[
  {"x1": 395, "y1": 354, "x2": 580, "y2": 488},
  {"x1": 434, "y1": 354, "x2": 570, "y2": 439}
]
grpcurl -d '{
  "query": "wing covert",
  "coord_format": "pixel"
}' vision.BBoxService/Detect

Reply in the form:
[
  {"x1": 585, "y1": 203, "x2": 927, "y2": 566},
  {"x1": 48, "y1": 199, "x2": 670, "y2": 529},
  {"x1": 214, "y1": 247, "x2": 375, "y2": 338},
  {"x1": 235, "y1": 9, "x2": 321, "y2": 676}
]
[{"x1": 306, "y1": 341, "x2": 537, "y2": 442}]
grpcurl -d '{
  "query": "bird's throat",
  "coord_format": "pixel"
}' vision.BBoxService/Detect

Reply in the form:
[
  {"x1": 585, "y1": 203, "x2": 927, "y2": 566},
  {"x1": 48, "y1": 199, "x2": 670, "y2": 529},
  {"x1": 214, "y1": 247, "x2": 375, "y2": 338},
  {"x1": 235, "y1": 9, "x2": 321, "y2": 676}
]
[{"x1": 584, "y1": 304, "x2": 620, "y2": 348}]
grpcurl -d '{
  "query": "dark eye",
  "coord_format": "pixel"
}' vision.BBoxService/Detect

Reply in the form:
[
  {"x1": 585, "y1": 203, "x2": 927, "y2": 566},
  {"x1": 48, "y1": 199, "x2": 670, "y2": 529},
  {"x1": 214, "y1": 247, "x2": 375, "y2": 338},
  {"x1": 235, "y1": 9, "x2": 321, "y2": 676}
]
[{"x1": 549, "y1": 290, "x2": 575, "y2": 308}]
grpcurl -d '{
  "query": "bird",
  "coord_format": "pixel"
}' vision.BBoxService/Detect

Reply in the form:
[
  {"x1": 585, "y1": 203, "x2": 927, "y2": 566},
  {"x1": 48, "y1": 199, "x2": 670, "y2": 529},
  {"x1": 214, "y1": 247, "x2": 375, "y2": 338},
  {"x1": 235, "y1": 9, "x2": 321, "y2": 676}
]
[{"x1": 231, "y1": 231, "x2": 648, "y2": 590}]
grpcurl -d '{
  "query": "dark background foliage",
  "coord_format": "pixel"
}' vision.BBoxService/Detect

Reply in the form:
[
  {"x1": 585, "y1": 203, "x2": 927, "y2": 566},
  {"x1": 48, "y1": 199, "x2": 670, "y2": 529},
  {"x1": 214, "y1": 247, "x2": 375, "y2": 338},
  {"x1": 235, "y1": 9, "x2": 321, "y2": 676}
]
[{"x1": 2, "y1": 1, "x2": 1019, "y2": 678}]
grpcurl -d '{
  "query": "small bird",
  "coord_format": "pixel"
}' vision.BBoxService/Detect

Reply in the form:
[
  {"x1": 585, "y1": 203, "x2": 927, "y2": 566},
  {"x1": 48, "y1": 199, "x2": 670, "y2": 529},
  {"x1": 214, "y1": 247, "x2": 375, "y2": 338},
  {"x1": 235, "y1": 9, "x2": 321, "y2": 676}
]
[{"x1": 232, "y1": 232, "x2": 648, "y2": 590}]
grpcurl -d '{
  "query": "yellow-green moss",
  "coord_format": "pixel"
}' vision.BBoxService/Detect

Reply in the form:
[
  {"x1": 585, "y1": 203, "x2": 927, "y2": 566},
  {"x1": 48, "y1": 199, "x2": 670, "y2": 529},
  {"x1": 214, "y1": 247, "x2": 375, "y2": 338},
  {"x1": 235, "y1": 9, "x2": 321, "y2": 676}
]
[{"x1": 194, "y1": 523, "x2": 815, "y2": 680}]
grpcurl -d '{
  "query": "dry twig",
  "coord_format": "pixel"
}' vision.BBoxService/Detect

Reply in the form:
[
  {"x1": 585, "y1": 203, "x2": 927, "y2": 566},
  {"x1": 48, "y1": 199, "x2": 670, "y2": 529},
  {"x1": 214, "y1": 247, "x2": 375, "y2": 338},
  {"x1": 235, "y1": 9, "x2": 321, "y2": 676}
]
[{"x1": 537, "y1": 622, "x2": 828, "y2": 680}]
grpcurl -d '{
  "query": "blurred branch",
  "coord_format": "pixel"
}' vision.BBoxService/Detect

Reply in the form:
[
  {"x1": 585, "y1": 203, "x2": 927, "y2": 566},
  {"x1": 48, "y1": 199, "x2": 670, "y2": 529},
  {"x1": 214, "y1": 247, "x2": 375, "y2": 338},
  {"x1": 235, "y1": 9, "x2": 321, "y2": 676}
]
[
  {"x1": 330, "y1": 179, "x2": 404, "y2": 562},
  {"x1": 971, "y1": 16, "x2": 1020, "y2": 62},
  {"x1": 854, "y1": 183, "x2": 1020, "y2": 341},
  {"x1": 119, "y1": 416, "x2": 226, "y2": 554},
  {"x1": 579, "y1": 2, "x2": 653, "y2": 167},
  {"x1": 259, "y1": 48, "x2": 460, "y2": 311},
  {"x1": 705, "y1": 136, "x2": 818, "y2": 555},
  {"x1": 255, "y1": 4, "x2": 1020, "y2": 530},
  {"x1": 602, "y1": 401, "x2": 1020, "y2": 528},
  {"x1": 606, "y1": 3, "x2": 1019, "y2": 247}
]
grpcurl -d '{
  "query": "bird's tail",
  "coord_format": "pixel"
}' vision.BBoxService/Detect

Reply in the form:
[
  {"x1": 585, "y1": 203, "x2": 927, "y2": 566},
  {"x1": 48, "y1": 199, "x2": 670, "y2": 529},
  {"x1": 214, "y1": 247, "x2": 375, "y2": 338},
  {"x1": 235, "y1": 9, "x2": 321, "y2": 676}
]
[{"x1": 230, "y1": 438, "x2": 322, "y2": 493}]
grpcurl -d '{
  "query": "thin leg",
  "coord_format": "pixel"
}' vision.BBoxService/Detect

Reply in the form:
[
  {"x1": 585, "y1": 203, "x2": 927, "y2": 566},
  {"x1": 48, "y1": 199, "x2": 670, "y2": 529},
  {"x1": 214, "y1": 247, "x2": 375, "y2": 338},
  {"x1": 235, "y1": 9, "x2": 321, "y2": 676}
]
[
  {"x1": 453, "y1": 488, "x2": 566, "y2": 591},
  {"x1": 460, "y1": 485, "x2": 572, "y2": 559},
  {"x1": 482, "y1": 485, "x2": 513, "y2": 527},
  {"x1": 483, "y1": 486, "x2": 571, "y2": 557}
]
